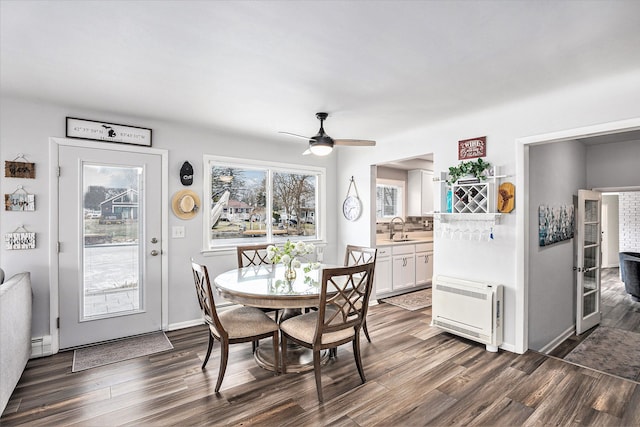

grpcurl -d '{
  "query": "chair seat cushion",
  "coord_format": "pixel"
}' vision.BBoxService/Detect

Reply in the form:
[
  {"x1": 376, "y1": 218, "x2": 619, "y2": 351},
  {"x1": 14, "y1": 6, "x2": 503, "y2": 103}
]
[
  {"x1": 218, "y1": 306, "x2": 278, "y2": 339},
  {"x1": 280, "y1": 310, "x2": 355, "y2": 345}
]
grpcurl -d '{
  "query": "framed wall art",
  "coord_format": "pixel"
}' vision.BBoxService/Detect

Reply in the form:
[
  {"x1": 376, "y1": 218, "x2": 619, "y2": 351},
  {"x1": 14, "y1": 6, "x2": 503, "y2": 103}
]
[
  {"x1": 538, "y1": 204, "x2": 575, "y2": 246},
  {"x1": 458, "y1": 136, "x2": 486, "y2": 160},
  {"x1": 5, "y1": 154, "x2": 35, "y2": 178},
  {"x1": 5, "y1": 186, "x2": 35, "y2": 211},
  {"x1": 5, "y1": 226, "x2": 36, "y2": 250},
  {"x1": 66, "y1": 117, "x2": 152, "y2": 147}
]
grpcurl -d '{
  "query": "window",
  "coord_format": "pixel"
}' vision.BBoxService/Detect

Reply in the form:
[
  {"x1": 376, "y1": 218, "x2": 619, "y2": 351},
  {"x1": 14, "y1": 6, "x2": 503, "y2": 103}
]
[
  {"x1": 376, "y1": 179, "x2": 404, "y2": 220},
  {"x1": 204, "y1": 155, "x2": 325, "y2": 249}
]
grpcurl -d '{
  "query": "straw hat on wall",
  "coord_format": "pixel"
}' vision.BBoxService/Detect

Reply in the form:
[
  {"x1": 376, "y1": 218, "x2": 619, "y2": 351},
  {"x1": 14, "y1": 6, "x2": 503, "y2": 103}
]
[{"x1": 172, "y1": 190, "x2": 201, "y2": 219}]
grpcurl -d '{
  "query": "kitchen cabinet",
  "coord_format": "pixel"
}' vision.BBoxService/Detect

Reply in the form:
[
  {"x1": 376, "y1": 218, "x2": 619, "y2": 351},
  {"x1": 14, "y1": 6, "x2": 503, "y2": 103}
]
[
  {"x1": 374, "y1": 247, "x2": 392, "y2": 295},
  {"x1": 375, "y1": 241, "x2": 433, "y2": 299},
  {"x1": 392, "y1": 244, "x2": 415, "y2": 290},
  {"x1": 415, "y1": 242, "x2": 433, "y2": 286},
  {"x1": 408, "y1": 169, "x2": 434, "y2": 216}
]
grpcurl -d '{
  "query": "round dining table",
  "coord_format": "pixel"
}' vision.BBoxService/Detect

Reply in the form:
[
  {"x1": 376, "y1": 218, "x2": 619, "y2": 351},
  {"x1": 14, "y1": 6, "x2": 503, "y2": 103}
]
[{"x1": 213, "y1": 263, "x2": 338, "y2": 372}]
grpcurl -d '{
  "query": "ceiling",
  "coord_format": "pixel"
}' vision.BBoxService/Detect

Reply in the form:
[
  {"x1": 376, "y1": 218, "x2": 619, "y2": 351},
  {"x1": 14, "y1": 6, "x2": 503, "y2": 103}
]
[{"x1": 2, "y1": 1, "x2": 640, "y2": 146}]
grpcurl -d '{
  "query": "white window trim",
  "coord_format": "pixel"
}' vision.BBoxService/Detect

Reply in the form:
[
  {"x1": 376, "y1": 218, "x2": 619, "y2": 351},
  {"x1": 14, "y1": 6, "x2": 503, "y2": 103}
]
[{"x1": 202, "y1": 155, "x2": 326, "y2": 252}]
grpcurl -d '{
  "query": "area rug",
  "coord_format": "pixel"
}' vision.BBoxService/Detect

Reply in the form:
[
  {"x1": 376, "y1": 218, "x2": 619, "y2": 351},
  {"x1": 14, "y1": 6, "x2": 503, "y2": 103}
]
[
  {"x1": 72, "y1": 332, "x2": 173, "y2": 372},
  {"x1": 564, "y1": 326, "x2": 640, "y2": 382},
  {"x1": 382, "y1": 288, "x2": 432, "y2": 311}
]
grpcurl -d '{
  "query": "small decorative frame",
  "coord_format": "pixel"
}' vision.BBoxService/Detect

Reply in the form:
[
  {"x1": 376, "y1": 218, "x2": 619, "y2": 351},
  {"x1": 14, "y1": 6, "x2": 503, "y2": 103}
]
[
  {"x1": 5, "y1": 154, "x2": 35, "y2": 178},
  {"x1": 458, "y1": 136, "x2": 486, "y2": 160},
  {"x1": 66, "y1": 117, "x2": 152, "y2": 147},
  {"x1": 5, "y1": 225, "x2": 36, "y2": 250},
  {"x1": 5, "y1": 185, "x2": 35, "y2": 211}
]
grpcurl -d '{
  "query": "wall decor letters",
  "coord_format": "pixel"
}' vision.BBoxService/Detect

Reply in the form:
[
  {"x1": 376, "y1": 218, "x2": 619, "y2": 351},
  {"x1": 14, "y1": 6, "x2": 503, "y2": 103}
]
[{"x1": 66, "y1": 117, "x2": 152, "y2": 146}]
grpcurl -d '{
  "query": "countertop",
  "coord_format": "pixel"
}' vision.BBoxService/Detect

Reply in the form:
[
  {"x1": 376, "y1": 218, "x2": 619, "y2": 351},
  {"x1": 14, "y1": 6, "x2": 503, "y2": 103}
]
[{"x1": 376, "y1": 237, "x2": 433, "y2": 247}]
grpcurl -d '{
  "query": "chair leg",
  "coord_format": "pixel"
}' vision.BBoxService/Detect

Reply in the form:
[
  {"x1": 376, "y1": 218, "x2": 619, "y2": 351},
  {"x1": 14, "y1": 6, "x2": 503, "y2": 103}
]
[
  {"x1": 252, "y1": 340, "x2": 258, "y2": 353},
  {"x1": 313, "y1": 349, "x2": 324, "y2": 403},
  {"x1": 202, "y1": 332, "x2": 214, "y2": 369},
  {"x1": 280, "y1": 334, "x2": 287, "y2": 374},
  {"x1": 272, "y1": 331, "x2": 280, "y2": 375},
  {"x1": 362, "y1": 319, "x2": 372, "y2": 343},
  {"x1": 352, "y1": 335, "x2": 366, "y2": 384},
  {"x1": 215, "y1": 340, "x2": 229, "y2": 393}
]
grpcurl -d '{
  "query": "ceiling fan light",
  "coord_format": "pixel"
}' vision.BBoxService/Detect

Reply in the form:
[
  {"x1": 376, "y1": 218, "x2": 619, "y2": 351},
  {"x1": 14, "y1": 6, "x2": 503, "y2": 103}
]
[{"x1": 309, "y1": 143, "x2": 333, "y2": 156}]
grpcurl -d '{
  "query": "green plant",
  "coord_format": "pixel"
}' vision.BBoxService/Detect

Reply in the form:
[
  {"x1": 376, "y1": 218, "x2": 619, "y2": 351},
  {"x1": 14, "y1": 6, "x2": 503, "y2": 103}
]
[{"x1": 447, "y1": 158, "x2": 492, "y2": 185}]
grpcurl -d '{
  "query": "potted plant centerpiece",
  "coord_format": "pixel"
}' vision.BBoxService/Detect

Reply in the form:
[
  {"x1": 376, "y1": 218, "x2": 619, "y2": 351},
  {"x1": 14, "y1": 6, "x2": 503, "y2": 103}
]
[
  {"x1": 446, "y1": 158, "x2": 492, "y2": 185},
  {"x1": 266, "y1": 240, "x2": 319, "y2": 281}
]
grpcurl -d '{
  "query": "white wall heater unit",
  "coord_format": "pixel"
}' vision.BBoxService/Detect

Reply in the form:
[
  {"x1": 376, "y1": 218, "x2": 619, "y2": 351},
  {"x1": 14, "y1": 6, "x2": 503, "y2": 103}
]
[{"x1": 431, "y1": 275, "x2": 503, "y2": 352}]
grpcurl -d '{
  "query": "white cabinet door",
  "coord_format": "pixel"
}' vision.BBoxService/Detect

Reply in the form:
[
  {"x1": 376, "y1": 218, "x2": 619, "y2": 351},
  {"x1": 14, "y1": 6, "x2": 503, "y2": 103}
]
[
  {"x1": 421, "y1": 171, "x2": 434, "y2": 214},
  {"x1": 415, "y1": 251, "x2": 433, "y2": 286},
  {"x1": 392, "y1": 254, "x2": 415, "y2": 290},
  {"x1": 375, "y1": 250, "x2": 392, "y2": 297}
]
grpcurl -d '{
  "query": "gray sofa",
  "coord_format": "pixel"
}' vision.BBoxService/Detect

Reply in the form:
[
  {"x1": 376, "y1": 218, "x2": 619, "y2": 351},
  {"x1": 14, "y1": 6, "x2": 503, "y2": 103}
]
[
  {"x1": 619, "y1": 252, "x2": 640, "y2": 302},
  {"x1": 0, "y1": 272, "x2": 32, "y2": 414}
]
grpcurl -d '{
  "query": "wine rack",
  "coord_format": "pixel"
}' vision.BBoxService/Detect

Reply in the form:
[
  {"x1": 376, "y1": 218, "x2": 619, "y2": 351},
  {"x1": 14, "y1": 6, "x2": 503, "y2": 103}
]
[{"x1": 452, "y1": 182, "x2": 494, "y2": 214}]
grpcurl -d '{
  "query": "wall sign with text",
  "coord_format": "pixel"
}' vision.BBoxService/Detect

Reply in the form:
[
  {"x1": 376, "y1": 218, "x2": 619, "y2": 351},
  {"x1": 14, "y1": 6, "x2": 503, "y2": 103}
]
[
  {"x1": 66, "y1": 117, "x2": 152, "y2": 147},
  {"x1": 458, "y1": 136, "x2": 486, "y2": 160}
]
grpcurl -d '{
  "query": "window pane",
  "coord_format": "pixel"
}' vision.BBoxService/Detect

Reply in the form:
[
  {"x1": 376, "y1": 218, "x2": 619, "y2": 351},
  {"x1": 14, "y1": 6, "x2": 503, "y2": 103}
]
[
  {"x1": 272, "y1": 171, "x2": 317, "y2": 241},
  {"x1": 210, "y1": 166, "x2": 267, "y2": 242},
  {"x1": 376, "y1": 184, "x2": 403, "y2": 219}
]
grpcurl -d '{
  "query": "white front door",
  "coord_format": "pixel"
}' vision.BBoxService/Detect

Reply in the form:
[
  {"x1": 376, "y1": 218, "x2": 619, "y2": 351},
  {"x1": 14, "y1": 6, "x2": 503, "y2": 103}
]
[
  {"x1": 576, "y1": 189, "x2": 602, "y2": 334},
  {"x1": 58, "y1": 145, "x2": 163, "y2": 349}
]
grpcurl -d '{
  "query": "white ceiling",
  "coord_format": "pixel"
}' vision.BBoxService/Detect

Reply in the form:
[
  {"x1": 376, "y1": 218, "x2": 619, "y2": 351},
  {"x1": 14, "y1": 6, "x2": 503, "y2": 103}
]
[{"x1": 2, "y1": 1, "x2": 640, "y2": 144}]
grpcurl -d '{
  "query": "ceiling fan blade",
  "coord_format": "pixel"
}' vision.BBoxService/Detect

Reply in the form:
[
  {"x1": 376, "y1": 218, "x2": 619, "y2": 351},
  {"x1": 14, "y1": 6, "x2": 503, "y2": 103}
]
[
  {"x1": 334, "y1": 139, "x2": 376, "y2": 147},
  {"x1": 279, "y1": 131, "x2": 316, "y2": 141},
  {"x1": 302, "y1": 148, "x2": 312, "y2": 155}
]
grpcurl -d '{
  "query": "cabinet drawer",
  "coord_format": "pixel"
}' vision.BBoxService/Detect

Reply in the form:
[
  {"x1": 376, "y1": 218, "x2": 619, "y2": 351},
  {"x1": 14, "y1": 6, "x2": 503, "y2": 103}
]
[
  {"x1": 392, "y1": 244, "x2": 415, "y2": 255},
  {"x1": 415, "y1": 242, "x2": 433, "y2": 252},
  {"x1": 377, "y1": 247, "x2": 391, "y2": 257}
]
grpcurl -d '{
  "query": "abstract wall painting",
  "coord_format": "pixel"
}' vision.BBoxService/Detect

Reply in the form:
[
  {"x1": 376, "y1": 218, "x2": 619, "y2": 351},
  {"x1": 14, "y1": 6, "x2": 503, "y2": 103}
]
[{"x1": 539, "y1": 204, "x2": 575, "y2": 246}]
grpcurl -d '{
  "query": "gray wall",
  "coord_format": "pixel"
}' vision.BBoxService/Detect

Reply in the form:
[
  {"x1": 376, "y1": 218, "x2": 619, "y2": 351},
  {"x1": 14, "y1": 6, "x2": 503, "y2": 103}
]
[
  {"x1": 528, "y1": 140, "x2": 586, "y2": 351},
  {"x1": 586, "y1": 139, "x2": 640, "y2": 189},
  {"x1": 0, "y1": 95, "x2": 339, "y2": 339},
  {"x1": 602, "y1": 194, "x2": 620, "y2": 268}
]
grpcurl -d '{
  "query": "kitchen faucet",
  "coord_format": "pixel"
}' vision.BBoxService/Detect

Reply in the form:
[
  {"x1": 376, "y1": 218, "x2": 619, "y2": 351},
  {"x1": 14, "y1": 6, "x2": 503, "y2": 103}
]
[{"x1": 389, "y1": 217, "x2": 405, "y2": 240}]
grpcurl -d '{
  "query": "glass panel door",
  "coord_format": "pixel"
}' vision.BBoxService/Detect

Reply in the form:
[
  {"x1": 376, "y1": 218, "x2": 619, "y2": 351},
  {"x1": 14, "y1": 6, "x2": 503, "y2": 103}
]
[{"x1": 576, "y1": 189, "x2": 602, "y2": 334}]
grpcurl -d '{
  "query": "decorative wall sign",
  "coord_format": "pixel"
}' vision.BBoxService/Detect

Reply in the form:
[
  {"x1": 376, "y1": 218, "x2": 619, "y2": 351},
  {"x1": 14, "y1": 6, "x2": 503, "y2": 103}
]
[
  {"x1": 5, "y1": 186, "x2": 35, "y2": 211},
  {"x1": 458, "y1": 136, "x2": 486, "y2": 160},
  {"x1": 5, "y1": 226, "x2": 36, "y2": 250},
  {"x1": 5, "y1": 154, "x2": 35, "y2": 178},
  {"x1": 539, "y1": 204, "x2": 574, "y2": 246},
  {"x1": 66, "y1": 117, "x2": 152, "y2": 146},
  {"x1": 498, "y1": 182, "x2": 515, "y2": 213}
]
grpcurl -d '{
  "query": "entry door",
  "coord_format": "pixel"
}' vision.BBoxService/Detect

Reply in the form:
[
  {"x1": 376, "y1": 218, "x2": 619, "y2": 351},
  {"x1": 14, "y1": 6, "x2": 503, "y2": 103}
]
[
  {"x1": 576, "y1": 189, "x2": 602, "y2": 334},
  {"x1": 58, "y1": 145, "x2": 163, "y2": 349}
]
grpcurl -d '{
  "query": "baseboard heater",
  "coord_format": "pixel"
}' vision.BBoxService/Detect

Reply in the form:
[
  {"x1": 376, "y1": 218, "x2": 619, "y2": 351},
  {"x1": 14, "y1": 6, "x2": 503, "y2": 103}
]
[{"x1": 431, "y1": 275, "x2": 503, "y2": 352}]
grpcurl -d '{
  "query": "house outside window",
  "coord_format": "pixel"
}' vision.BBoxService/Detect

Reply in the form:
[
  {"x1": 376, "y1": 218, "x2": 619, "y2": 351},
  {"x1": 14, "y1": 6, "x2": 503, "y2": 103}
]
[
  {"x1": 204, "y1": 155, "x2": 325, "y2": 249},
  {"x1": 376, "y1": 179, "x2": 404, "y2": 220}
]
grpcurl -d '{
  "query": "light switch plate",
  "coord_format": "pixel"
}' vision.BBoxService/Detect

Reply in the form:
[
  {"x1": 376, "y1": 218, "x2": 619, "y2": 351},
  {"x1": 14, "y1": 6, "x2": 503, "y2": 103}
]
[{"x1": 172, "y1": 226, "x2": 185, "y2": 238}]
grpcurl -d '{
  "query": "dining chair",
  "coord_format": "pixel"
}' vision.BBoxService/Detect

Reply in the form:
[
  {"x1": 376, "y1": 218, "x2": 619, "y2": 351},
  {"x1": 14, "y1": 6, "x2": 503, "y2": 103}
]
[
  {"x1": 191, "y1": 260, "x2": 280, "y2": 392},
  {"x1": 279, "y1": 262, "x2": 376, "y2": 402},
  {"x1": 344, "y1": 245, "x2": 377, "y2": 342},
  {"x1": 237, "y1": 244, "x2": 280, "y2": 352}
]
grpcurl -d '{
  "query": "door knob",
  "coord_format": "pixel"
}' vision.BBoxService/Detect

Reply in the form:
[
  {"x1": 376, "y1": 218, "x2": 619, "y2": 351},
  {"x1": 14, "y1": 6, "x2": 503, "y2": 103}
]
[{"x1": 151, "y1": 250, "x2": 159, "y2": 256}]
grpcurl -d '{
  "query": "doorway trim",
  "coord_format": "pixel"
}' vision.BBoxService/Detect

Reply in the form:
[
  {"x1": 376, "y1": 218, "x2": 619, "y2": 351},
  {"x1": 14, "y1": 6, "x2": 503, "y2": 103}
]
[
  {"x1": 515, "y1": 117, "x2": 640, "y2": 354},
  {"x1": 48, "y1": 137, "x2": 169, "y2": 355}
]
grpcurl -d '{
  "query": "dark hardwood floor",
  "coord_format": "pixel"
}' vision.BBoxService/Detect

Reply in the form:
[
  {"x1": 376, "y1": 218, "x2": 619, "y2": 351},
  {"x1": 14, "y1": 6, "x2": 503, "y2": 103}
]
[
  {"x1": 3, "y1": 294, "x2": 640, "y2": 426},
  {"x1": 550, "y1": 267, "x2": 640, "y2": 359}
]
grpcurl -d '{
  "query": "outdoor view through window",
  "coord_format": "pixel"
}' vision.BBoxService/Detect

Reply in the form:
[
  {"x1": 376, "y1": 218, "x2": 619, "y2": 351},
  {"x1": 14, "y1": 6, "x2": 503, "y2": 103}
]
[{"x1": 208, "y1": 162, "x2": 320, "y2": 247}]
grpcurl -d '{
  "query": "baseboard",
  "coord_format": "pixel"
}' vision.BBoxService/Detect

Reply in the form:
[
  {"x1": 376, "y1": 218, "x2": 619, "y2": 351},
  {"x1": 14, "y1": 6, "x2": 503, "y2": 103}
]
[
  {"x1": 31, "y1": 335, "x2": 53, "y2": 358},
  {"x1": 167, "y1": 318, "x2": 205, "y2": 331},
  {"x1": 539, "y1": 325, "x2": 575, "y2": 354},
  {"x1": 499, "y1": 342, "x2": 518, "y2": 354}
]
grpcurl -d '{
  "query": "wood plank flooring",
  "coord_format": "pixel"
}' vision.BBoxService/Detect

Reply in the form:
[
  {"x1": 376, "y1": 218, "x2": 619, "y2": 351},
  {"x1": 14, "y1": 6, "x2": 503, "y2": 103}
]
[{"x1": 3, "y1": 295, "x2": 640, "y2": 426}]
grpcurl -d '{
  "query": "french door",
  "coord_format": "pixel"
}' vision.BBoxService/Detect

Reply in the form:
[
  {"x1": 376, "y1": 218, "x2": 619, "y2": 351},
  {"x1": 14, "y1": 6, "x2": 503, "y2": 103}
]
[
  {"x1": 576, "y1": 189, "x2": 602, "y2": 334},
  {"x1": 58, "y1": 145, "x2": 163, "y2": 349}
]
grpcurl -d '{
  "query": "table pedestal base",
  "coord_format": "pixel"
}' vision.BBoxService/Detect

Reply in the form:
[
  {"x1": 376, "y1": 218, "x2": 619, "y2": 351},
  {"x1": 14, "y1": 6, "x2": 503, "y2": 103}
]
[{"x1": 255, "y1": 341, "x2": 330, "y2": 373}]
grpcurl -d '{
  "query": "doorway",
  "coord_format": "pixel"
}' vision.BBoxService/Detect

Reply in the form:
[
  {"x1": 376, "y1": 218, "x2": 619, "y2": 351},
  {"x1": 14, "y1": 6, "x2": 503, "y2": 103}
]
[
  {"x1": 50, "y1": 138, "x2": 168, "y2": 351},
  {"x1": 518, "y1": 119, "x2": 640, "y2": 353}
]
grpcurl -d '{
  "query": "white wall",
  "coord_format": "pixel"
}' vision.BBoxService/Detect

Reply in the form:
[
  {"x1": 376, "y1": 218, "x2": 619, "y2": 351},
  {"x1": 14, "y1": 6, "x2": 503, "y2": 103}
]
[
  {"x1": 0, "y1": 95, "x2": 339, "y2": 340},
  {"x1": 336, "y1": 69, "x2": 640, "y2": 353},
  {"x1": 619, "y1": 192, "x2": 640, "y2": 252},
  {"x1": 528, "y1": 140, "x2": 586, "y2": 351},
  {"x1": 602, "y1": 194, "x2": 620, "y2": 268}
]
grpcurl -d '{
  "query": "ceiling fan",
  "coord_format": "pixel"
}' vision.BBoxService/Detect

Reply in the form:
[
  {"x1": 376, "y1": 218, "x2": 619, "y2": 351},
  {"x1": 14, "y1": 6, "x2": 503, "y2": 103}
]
[{"x1": 279, "y1": 112, "x2": 376, "y2": 156}]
